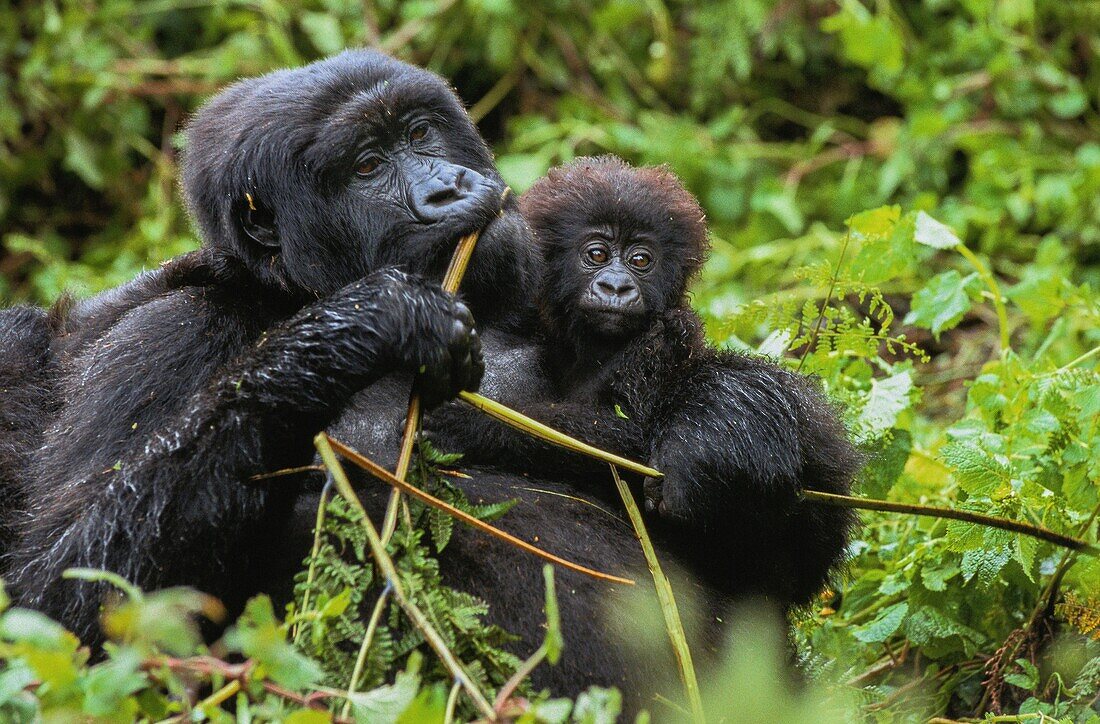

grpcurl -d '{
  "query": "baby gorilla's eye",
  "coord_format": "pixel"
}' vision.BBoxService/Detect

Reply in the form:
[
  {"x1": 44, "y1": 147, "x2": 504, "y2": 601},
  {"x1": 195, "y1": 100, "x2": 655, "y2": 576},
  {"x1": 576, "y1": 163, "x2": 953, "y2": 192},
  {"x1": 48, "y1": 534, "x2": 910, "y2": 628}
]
[
  {"x1": 628, "y1": 251, "x2": 653, "y2": 270},
  {"x1": 409, "y1": 123, "x2": 429, "y2": 142},
  {"x1": 356, "y1": 157, "x2": 382, "y2": 177},
  {"x1": 585, "y1": 245, "x2": 609, "y2": 264}
]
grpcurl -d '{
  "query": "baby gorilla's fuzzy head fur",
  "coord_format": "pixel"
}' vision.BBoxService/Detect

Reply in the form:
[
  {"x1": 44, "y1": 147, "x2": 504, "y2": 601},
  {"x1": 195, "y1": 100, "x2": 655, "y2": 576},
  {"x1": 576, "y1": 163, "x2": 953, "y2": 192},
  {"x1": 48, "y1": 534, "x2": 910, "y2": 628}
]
[{"x1": 520, "y1": 156, "x2": 709, "y2": 347}]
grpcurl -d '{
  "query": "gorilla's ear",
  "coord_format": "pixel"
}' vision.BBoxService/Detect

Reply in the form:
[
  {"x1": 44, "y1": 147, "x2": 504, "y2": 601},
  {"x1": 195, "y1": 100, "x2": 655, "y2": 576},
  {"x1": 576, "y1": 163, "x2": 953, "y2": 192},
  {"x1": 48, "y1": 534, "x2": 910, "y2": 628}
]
[{"x1": 237, "y1": 193, "x2": 279, "y2": 250}]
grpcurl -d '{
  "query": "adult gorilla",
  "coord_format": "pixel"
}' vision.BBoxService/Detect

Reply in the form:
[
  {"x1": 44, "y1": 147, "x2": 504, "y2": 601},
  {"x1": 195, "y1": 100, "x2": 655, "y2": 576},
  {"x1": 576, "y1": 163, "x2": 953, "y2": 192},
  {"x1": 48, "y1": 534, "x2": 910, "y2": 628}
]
[{"x1": 1, "y1": 50, "x2": 534, "y2": 639}]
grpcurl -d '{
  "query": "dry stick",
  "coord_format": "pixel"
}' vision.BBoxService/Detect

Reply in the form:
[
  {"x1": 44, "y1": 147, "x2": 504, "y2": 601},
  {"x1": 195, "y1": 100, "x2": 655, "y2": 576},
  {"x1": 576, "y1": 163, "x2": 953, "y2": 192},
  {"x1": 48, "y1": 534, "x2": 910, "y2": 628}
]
[
  {"x1": 381, "y1": 228, "x2": 484, "y2": 545},
  {"x1": 315, "y1": 434, "x2": 497, "y2": 721},
  {"x1": 802, "y1": 490, "x2": 1099, "y2": 554},
  {"x1": 611, "y1": 466, "x2": 705, "y2": 724},
  {"x1": 327, "y1": 435, "x2": 634, "y2": 585}
]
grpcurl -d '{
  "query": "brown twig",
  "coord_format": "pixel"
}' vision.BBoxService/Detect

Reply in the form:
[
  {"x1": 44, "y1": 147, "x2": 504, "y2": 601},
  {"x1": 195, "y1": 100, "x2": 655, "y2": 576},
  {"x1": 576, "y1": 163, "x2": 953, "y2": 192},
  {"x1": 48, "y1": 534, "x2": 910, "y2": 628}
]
[{"x1": 327, "y1": 435, "x2": 634, "y2": 586}]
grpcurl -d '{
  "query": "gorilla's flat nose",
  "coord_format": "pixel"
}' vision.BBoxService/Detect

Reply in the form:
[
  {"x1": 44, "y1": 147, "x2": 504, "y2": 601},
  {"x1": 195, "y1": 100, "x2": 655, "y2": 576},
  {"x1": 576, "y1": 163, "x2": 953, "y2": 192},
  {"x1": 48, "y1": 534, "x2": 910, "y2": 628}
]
[
  {"x1": 412, "y1": 161, "x2": 495, "y2": 222},
  {"x1": 596, "y1": 273, "x2": 639, "y2": 305}
]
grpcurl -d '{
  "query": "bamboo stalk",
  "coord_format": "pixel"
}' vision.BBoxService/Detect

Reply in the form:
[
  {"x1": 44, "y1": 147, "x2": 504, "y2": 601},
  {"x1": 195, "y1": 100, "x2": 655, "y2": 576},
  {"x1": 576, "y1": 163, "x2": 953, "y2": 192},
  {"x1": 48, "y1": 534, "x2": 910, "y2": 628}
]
[
  {"x1": 610, "y1": 466, "x2": 704, "y2": 723},
  {"x1": 458, "y1": 391, "x2": 663, "y2": 478},
  {"x1": 802, "y1": 490, "x2": 1099, "y2": 554},
  {"x1": 315, "y1": 434, "x2": 497, "y2": 720},
  {"x1": 382, "y1": 229, "x2": 483, "y2": 544},
  {"x1": 327, "y1": 435, "x2": 634, "y2": 585}
]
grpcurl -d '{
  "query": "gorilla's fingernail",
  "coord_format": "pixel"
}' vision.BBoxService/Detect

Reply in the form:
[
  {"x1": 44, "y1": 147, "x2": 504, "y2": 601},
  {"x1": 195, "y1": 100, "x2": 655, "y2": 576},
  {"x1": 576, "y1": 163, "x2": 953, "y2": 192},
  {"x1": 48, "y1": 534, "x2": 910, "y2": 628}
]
[{"x1": 644, "y1": 499, "x2": 655, "y2": 513}]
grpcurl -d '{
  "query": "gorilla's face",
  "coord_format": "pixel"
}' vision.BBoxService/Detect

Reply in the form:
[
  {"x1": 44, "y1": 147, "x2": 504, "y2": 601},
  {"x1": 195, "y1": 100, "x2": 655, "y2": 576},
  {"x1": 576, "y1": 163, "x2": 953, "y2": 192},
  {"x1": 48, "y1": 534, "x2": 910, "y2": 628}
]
[
  {"x1": 182, "y1": 50, "x2": 508, "y2": 297},
  {"x1": 520, "y1": 156, "x2": 709, "y2": 345}
]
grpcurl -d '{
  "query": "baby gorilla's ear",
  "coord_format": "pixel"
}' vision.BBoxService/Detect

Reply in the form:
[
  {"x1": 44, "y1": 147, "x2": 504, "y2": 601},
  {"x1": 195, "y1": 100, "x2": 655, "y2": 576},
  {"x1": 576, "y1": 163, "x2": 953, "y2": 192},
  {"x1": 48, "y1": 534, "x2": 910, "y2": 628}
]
[{"x1": 237, "y1": 193, "x2": 279, "y2": 249}]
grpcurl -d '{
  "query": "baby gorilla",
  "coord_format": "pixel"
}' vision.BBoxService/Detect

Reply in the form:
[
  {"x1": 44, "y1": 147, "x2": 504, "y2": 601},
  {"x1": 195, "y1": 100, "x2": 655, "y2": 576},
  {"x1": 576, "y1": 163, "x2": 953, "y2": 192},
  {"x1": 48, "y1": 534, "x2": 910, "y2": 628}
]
[{"x1": 428, "y1": 156, "x2": 858, "y2": 608}]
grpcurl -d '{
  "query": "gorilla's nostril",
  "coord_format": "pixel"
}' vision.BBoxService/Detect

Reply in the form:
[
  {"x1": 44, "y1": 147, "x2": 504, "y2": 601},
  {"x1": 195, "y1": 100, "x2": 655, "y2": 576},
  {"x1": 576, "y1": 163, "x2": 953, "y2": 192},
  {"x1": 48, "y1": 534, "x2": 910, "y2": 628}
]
[{"x1": 425, "y1": 185, "x2": 463, "y2": 206}]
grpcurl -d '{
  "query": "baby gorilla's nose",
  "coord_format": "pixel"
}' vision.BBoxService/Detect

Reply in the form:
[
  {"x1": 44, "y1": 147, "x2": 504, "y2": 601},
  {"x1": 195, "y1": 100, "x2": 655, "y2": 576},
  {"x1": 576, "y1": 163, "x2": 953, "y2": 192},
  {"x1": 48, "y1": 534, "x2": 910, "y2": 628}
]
[{"x1": 595, "y1": 270, "x2": 640, "y2": 306}]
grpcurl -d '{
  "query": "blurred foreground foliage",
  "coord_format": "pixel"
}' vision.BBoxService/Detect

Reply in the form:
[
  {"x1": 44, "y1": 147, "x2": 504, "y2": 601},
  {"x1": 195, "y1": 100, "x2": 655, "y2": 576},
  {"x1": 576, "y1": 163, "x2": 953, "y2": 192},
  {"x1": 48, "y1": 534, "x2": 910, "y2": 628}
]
[{"x1": 2, "y1": 0, "x2": 1099, "y2": 721}]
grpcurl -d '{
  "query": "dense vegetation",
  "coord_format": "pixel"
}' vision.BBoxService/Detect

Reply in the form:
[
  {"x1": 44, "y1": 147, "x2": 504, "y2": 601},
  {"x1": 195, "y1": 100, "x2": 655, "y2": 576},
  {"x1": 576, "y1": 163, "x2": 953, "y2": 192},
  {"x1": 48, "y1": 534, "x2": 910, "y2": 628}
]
[{"x1": 1, "y1": 0, "x2": 1098, "y2": 721}]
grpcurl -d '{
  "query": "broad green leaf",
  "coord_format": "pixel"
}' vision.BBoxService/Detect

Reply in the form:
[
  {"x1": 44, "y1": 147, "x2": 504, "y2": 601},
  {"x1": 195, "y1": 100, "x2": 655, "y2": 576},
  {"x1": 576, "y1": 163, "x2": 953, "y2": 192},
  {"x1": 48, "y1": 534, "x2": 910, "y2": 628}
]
[
  {"x1": 940, "y1": 442, "x2": 1013, "y2": 498},
  {"x1": 858, "y1": 370, "x2": 913, "y2": 440},
  {"x1": 904, "y1": 270, "x2": 979, "y2": 338},
  {"x1": 346, "y1": 666, "x2": 420, "y2": 724},
  {"x1": 853, "y1": 602, "x2": 908, "y2": 643},
  {"x1": 913, "y1": 211, "x2": 960, "y2": 249},
  {"x1": 847, "y1": 205, "x2": 901, "y2": 240}
]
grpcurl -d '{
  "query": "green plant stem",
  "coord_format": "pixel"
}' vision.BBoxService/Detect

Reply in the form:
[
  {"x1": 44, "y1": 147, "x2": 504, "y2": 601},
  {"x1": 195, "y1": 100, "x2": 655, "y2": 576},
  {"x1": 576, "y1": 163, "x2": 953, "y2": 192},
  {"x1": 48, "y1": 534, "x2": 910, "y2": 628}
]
[
  {"x1": 798, "y1": 228, "x2": 852, "y2": 372},
  {"x1": 293, "y1": 479, "x2": 332, "y2": 644},
  {"x1": 458, "y1": 391, "x2": 662, "y2": 478},
  {"x1": 802, "y1": 491, "x2": 1098, "y2": 553},
  {"x1": 194, "y1": 679, "x2": 240, "y2": 718},
  {"x1": 444, "y1": 680, "x2": 462, "y2": 724},
  {"x1": 611, "y1": 466, "x2": 705, "y2": 723},
  {"x1": 492, "y1": 645, "x2": 547, "y2": 713},
  {"x1": 955, "y1": 243, "x2": 1010, "y2": 354},
  {"x1": 340, "y1": 584, "x2": 392, "y2": 719},
  {"x1": 315, "y1": 434, "x2": 497, "y2": 721},
  {"x1": 1056, "y1": 343, "x2": 1100, "y2": 372}
]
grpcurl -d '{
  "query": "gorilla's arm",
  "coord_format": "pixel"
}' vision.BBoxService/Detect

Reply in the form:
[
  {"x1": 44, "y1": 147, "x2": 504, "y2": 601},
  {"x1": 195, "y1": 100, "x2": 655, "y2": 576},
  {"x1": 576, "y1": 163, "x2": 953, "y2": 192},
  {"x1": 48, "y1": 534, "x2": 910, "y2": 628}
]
[
  {"x1": 643, "y1": 353, "x2": 860, "y2": 605},
  {"x1": 5, "y1": 268, "x2": 481, "y2": 641}
]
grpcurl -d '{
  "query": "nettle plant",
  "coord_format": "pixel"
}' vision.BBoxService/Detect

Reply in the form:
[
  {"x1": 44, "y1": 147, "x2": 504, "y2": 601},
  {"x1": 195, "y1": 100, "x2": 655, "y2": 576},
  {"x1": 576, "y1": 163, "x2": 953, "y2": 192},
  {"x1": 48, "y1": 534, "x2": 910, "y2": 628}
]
[{"x1": 711, "y1": 206, "x2": 1100, "y2": 719}]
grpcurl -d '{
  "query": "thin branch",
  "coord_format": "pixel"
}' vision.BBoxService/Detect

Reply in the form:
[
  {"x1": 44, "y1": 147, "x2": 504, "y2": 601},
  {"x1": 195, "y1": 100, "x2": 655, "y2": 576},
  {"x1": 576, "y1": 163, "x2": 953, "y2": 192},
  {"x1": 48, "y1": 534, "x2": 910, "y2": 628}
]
[
  {"x1": 341, "y1": 583, "x2": 393, "y2": 719},
  {"x1": 383, "y1": 220, "x2": 490, "y2": 545},
  {"x1": 802, "y1": 490, "x2": 1098, "y2": 554},
  {"x1": 315, "y1": 434, "x2": 497, "y2": 720},
  {"x1": 327, "y1": 435, "x2": 634, "y2": 585},
  {"x1": 457, "y1": 391, "x2": 663, "y2": 478}
]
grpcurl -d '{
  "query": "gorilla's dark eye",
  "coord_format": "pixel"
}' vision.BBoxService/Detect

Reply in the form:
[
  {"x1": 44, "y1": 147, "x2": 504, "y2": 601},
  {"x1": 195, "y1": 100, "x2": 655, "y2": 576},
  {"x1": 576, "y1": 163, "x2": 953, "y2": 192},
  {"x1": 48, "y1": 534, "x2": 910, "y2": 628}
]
[
  {"x1": 585, "y1": 244, "x2": 609, "y2": 264},
  {"x1": 356, "y1": 157, "x2": 382, "y2": 177},
  {"x1": 409, "y1": 123, "x2": 429, "y2": 142},
  {"x1": 628, "y1": 251, "x2": 653, "y2": 270}
]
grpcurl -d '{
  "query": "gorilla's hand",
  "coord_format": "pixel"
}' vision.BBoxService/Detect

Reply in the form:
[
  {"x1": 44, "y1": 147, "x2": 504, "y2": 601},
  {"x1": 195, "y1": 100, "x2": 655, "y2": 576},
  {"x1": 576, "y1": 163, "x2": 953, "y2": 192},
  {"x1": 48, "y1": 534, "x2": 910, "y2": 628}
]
[{"x1": 229, "y1": 267, "x2": 482, "y2": 416}]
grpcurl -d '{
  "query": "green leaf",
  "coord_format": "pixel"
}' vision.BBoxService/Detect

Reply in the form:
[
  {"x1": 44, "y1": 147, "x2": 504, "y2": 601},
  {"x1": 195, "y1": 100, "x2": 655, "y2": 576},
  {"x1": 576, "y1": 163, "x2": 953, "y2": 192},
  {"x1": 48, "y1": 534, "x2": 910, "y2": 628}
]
[
  {"x1": 913, "y1": 211, "x2": 960, "y2": 249},
  {"x1": 904, "y1": 270, "x2": 979, "y2": 338},
  {"x1": 940, "y1": 442, "x2": 1013, "y2": 498},
  {"x1": 225, "y1": 596, "x2": 323, "y2": 690},
  {"x1": 853, "y1": 602, "x2": 908, "y2": 643},
  {"x1": 847, "y1": 205, "x2": 901, "y2": 240},
  {"x1": 858, "y1": 370, "x2": 913, "y2": 440},
  {"x1": 81, "y1": 646, "x2": 146, "y2": 717},
  {"x1": 346, "y1": 665, "x2": 420, "y2": 724}
]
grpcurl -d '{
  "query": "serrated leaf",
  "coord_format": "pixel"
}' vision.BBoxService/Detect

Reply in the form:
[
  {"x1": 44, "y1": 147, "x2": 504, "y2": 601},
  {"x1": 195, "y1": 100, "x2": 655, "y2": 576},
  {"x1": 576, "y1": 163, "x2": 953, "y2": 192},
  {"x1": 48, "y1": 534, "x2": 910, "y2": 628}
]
[
  {"x1": 961, "y1": 544, "x2": 1012, "y2": 584},
  {"x1": 913, "y1": 211, "x2": 960, "y2": 249},
  {"x1": 853, "y1": 602, "x2": 908, "y2": 643},
  {"x1": 903, "y1": 270, "x2": 978, "y2": 338},
  {"x1": 940, "y1": 442, "x2": 1012, "y2": 498},
  {"x1": 858, "y1": 370, "x2": 913, "y2": 440}
]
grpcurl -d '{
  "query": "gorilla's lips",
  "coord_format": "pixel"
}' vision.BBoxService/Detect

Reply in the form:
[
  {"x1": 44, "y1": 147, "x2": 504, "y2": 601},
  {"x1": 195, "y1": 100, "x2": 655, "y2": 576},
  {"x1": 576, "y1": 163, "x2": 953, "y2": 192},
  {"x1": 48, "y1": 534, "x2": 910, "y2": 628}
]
[{"x1": 578, "y1": 303, "x2": 647, "y2": 338}]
